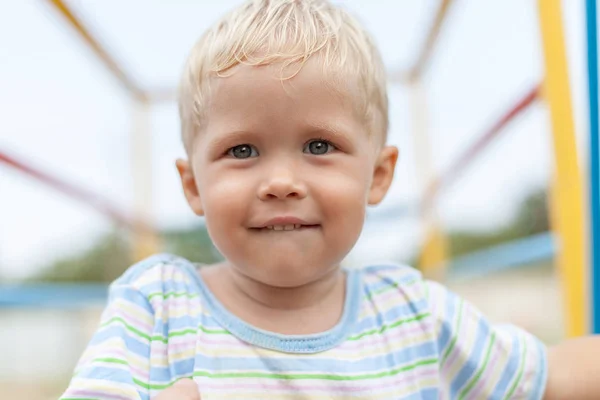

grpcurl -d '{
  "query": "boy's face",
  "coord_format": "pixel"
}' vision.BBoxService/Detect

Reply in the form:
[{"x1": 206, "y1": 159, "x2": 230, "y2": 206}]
[{"x1": 177, "y1": 60, "x2": 398, "y2": 287}]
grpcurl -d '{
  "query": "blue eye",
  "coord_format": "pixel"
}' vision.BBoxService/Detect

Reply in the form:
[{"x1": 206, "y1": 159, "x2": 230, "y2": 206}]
[
  {"x1": 304, "y1": 140, "x2": 334, "y2": 155},
  {"x1": 227, "y1": 144, "x2": 259, "y2": 159}
]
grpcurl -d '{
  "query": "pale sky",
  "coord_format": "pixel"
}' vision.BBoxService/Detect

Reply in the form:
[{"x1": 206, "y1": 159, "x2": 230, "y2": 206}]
[{"x1": 0, "y1": 0, "x2": 590, "y2": 280}]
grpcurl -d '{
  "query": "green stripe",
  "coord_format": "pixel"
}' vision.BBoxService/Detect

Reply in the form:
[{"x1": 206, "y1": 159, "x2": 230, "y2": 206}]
[
  {"x1": 114, "y1": 313, "x2": 430, "y2": 344},
  {"x1": 504, "y1": 335, "x2": 528, "y2": 399},
  {"x1": 87, "y1": 359, "x2": 154, "y2": 391},
  {"x1": 347, "y1": 312, "x2": 430, "y2": 341},
  {"x1": 150, "y1": 328, "x2": 198, "y2": 342},
  {"x1": 103, "y1": 304, "x2": 427, "y2": 346},
  {"x1": 101, "y1": 317, "x2": 225, "y2": 343},
  {"x1": 198, "y1": 325, "x2": 229, "y2": 335},
  {"x1": 129, "y1": 358, "x2": 439, "y2": 389},
  {"x1": 150, "y1": 325, "x2": 229, "y2": 343},
  {"x1": 147, "y1": 291, "x2": 199, "y2": 301},
  {"x1": 166, "y1": 328, "x2": 197, "y2": 338},
  {"x1": 93, "y1": 357, "x2": 128, "y2": 366},
  {"x1": 103, "y1": 310, "x2": 428, "y2": 344},
  {"x1": 458, "y1": 332, "x2": 497, "y2": 399},
  {"x1": 191, "y1": 357, "x2": 438, "y2": 381},
  {"x1": 137, "y1": 376, "x2": 203, "y2": 391},
  {"x1": 101, "y1": 317, "x2": 151, "y2": 341},
  {"x1": 442, "y1": 298, "x2": 464, "y2": 363},
  {"x1": 135, "y1": 376, "x2": 163, "y2": 391},
  {"x1": 365, "y1": 278, "x2": 419, "y2": 300}
]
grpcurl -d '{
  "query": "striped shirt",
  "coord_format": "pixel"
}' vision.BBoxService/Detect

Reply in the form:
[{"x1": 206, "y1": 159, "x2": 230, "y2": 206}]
[{"x1": 60, "y1": 253, "x2": 547, "y2": 399}]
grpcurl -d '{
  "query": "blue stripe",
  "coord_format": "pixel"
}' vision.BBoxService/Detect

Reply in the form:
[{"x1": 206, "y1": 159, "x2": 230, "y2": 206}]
[
  {"x1": 450, "y1": 318, "x2": 491, "y2": 395},
  {"x1": 490, "y1": 328, "x2": 523, "y2": 397},
  {"x1": 90, "y1": 325, "x2": 151, "y2": 357},
  {"x1": 351, "y1": 296, "x2": 429, "y2": 334},
  {"x1": 362, "y1": 264, "x2": 422, "y2": 291},
  {"x1": 144, "y1": 341, "x2": 438, "y2": 382},
  {"x1": 529, "y1": 340, "x2": 548, "y2": 400},
  {"x1": 75, "y1": 367, "x2": 150, "y2": 400},
  {"x1": 587, "y1": 0, "x2": 600, "y2": 334},
  {"x1": 436, "y1": 284, "x2": 458, "y2": 356},
  {"x1": 109, "y1": 285, "x2": 153, "y2": 311},
  {"x1": 59, "y1": 255, "x2": 547, "y2": 398}
]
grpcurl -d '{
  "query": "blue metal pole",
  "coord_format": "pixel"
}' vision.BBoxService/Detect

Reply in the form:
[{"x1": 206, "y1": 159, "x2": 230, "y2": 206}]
[{"x1": 587, "y1": 0, "x2": 600, "y2": 333}]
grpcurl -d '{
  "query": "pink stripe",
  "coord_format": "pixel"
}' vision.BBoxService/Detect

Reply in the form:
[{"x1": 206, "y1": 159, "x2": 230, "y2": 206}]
[
  {"x1": 466, "y1": 343, "x2": 504, "y2": 398},
  {"x1": 63, "y1": 389, "x2": 132, "y2": 400},
  {"x1": 87, "y1": 347, "x2": 150, "y2": 380},
  {"x1": 161, "y1": 340, "x2": 197, "y2": 353},
  {"x1": 442, "y1": 342, "x2": 462, "y2": 374},
  {"x1": 195, "y1": 366, "x2": 438, "y2": 393},
  {"x1": 106, "y1": 309, "x2": 153, "y2": 333},
  {"x1": 441, "y1": 310, "x2": 471, "y2": 373},
  {"x1": 368, "y1": 286, "x2": 414, "y2": 304},
  {"x1": 149, "y1": 296, "x2": 200, "y2": 307}
]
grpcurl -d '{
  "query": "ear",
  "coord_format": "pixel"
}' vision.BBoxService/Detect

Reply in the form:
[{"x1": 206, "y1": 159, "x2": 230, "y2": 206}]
[
  {"x1": 176, "y1": 159, "x2": 204, "y2": 216},
  {"x1": 368, "y1": 146, "x2": 399, "y2": 205}
]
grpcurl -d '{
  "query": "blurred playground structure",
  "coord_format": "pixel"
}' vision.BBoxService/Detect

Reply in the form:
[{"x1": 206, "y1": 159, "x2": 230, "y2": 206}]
[{"x1": 1, "y1": 0, "x2": 599, "y2": 398}]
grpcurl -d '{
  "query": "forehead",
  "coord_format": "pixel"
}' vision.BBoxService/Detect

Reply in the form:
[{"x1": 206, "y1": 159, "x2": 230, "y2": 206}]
[{"x1": 203, "y1": 60, "x2": 364, "y2": 133}]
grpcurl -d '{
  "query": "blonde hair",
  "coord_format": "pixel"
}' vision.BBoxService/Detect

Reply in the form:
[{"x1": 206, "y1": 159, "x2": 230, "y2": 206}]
[{"x1": 179, "y1": 0, "x2": 389, "y2": 154}]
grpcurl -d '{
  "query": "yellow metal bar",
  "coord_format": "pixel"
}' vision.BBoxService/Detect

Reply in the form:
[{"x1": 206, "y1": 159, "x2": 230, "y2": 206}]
[
  {"x1": 45, "y1": 0, "x2": 146, "y2": 102},
  {"x1": 538, "y1": 0, "x2": 587, "y2": 336},
  {"x1": 420, "y1": 226, "x2": 448, "y2": 278},
  {"x1": 408, "y1": 0, "x2": 455, "y2": 82},
  {"x1": 410, "y1": 80, "x2": 449, "y2": 277},
  {"x1": 131, "y1": 100, "x2": 160, "y2": 261}
]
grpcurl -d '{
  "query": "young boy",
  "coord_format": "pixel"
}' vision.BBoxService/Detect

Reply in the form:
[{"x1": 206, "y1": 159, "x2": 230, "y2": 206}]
[{"x1": 61, "y1": 0, "x2": 599, "y2": 399}]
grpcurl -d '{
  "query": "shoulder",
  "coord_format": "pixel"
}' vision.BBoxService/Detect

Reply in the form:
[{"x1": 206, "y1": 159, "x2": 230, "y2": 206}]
[
  {"x1": 109, "y1": 253, "x2": 204, "y2": 307},
  {"x1": 357, "y1": 263, "x2": 434, "y2": 324},
  {"x1": 360, "y1": 263, "x2": 427, "y2": 300},
  {"x1": 361, "y1": 263, "x2": 423, "y2": 283}
]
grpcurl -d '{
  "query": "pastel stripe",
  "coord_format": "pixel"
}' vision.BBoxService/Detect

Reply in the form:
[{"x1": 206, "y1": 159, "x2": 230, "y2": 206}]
[{"x1": 60, "y1": 254, "x2": 547, "y2": 400}]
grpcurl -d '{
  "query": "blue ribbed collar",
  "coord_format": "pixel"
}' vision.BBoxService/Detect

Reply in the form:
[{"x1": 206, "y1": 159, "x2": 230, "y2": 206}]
[{"x1": 186, "y1": 265, "x2": 362, "y2": 354}]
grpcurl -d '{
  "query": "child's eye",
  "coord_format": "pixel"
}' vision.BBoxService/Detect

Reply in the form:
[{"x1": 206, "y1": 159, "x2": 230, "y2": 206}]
[
  {"x1": 227, "y1": 144, "x2": 259, "y2": 159},
  {"x1": 303, "y1": 140, "x2": 335, "y2": 155}
]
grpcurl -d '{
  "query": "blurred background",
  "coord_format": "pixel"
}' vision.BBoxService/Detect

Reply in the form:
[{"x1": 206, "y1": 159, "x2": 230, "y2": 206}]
[{"x1": 0, "y1": 0, "x2": 593, "y2": 398}]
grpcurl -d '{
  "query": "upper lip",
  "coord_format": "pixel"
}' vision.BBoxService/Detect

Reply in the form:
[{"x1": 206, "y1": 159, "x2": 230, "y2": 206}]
[{"x1": 255, "y1": 216, "x2": 317, "y2": 228}]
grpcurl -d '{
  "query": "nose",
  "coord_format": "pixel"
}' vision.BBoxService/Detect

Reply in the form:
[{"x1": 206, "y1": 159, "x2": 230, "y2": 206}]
[{"x1": 257, "y1": 166, "x2": 307, "y2": 201}]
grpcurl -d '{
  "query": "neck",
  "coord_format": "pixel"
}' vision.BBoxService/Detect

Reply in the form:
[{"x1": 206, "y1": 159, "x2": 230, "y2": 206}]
[{"x1": 225, "y1": 265, "x2": 345, "y2": 312}]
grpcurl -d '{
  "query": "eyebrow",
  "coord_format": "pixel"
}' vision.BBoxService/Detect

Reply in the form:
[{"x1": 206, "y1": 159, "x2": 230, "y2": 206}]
[
  {"x1": 205, "y1": 130, "x2": 257, "y2": 155},
  {"x1": 204, "y1": 122, "x2": 357, "y2": 154},
  {"x1": 308, "y1": 122, "x2": 347, "y2": 135},
  {"x1": 306, "y1": 122, "x2": 356, "y2": 146}
]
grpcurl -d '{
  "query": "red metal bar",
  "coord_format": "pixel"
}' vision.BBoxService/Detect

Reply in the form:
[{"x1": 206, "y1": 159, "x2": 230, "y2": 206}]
[
  {"x1": 423, "y1": 84, "x2": 541, "y2": 209},
  {"x1": 0, "y1": 149, "x2": 153, "y2": 233}
]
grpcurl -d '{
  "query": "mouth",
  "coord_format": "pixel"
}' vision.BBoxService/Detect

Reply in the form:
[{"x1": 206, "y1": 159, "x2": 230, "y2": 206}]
[
  {"x1": 251, "y1": 216, "x2": 320, "y2": 232},
  {"x1": 251, "y1": 224, "x2": 320, "y2": 232}
]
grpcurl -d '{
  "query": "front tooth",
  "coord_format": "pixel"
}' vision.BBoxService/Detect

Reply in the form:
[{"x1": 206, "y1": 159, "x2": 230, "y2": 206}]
[
  {"x1": 294, "y1": 224, "x2": 301, "y2": 229},
  {"x1": 273, "y1": 225, "x2": 284, "y2": 231},
  {"x1": 283, "y1": 224, "x2": 294, "y2": 231},
  {"x1": 267, "y1": 225, "x2": 274, "y2": 230}
]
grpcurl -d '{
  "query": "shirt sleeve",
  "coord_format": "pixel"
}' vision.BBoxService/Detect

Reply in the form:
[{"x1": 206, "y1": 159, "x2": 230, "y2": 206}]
[
  {"x1": 59, "y1": 281, "x2": 154, "y2": 400},
  {"x1": 425, "y1": 280, "x2": 548, "y2": 400}
]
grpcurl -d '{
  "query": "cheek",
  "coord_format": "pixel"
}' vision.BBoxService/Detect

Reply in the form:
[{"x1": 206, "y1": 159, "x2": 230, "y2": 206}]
[
  {"x1": 198, "y1": 169, "x2": 253, "y2": 233},
  {"x1": 311, "y1": 161, "x2": 370, "y2": 230}
]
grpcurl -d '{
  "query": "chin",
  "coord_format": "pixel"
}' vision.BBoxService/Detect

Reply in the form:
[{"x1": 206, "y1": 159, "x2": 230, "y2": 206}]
[{"x1": 250, "y1": 261, "x2": 331, "y2": 288}]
